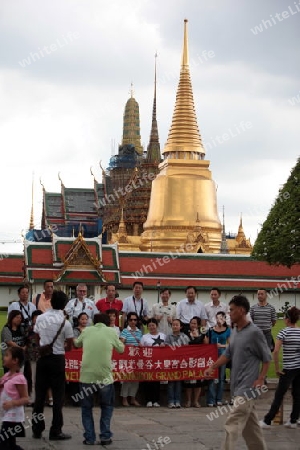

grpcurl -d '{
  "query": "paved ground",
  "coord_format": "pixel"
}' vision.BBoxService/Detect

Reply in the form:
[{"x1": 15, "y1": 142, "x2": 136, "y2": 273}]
[{"x1": 17, "y1": 386, "x2": 299, "y2": 450}]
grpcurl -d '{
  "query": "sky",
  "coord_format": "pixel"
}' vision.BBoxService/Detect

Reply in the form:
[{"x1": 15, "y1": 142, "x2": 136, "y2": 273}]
[{"x1": 0, "y1": 0, "x2": 299, "y2": 253}]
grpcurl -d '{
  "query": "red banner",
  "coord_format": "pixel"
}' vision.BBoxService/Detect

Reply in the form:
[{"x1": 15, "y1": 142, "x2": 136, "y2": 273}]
[{"x1": 65, "y1": 345, "x2": 218, "y2": 382}]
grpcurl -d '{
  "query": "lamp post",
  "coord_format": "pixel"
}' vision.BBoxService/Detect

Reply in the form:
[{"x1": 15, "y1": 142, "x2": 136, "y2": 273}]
[
  {"x1": 157, "y1": 280, "x2": 161, "y2": 303},
  {"x1": 294, "y1": 282, "x2": 298, "y2": 307}
]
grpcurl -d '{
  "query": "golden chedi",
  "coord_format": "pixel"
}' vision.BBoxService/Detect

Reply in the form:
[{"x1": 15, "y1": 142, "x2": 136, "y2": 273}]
[{"x1": 140, "y1": 20, "x2": 222, "y2": 253}]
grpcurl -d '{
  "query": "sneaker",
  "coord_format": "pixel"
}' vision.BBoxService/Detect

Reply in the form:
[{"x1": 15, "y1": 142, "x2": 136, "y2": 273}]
[
  {"x1": 207, "y1": 404, "x2": 214, "y2": 407},
  {"x1": 168, "y1": 403, "x2": 175, "y2": 408},
  {"x1": 297, "y1": 420, "x2": 300, "y2": 426},
  {"x1": 146, "y1": 401, "x2": 153, "y2": 408},
  {"x1": 284, "y1": 421, "x2": 297, "y2": 429},
  {"x1": 175, "y1": 403, "x2": 181, "y2": 408},
  {"x1": 47, "y1": 398, "x2": 53, "y2": 407},
  {"x1": 153, "y1": 402, "x2": 160, "y2": 407},
  {"x1": 259, "y1": 420, "x2": 271, "y2": 429},
  {"x1": 100, "y1": 438, "x2": 112, "y2": 445},
  {"x1": 217, "y1": 402, "x2": 223, "y2": 406}
]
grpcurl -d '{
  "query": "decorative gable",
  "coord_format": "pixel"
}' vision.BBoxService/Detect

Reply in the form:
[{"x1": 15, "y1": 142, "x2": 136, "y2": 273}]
[{"x1": 54, "y1": 233, "x2": 105, "y2": 283}]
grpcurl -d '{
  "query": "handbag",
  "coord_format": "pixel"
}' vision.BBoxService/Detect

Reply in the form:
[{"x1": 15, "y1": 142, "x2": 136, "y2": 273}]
[{"x1": 38, "y1": 319, "x2": 66, "y2": 357}]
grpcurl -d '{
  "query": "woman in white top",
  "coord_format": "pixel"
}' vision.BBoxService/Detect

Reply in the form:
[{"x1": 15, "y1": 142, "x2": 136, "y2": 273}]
[
  {"x1": 151, "y1": 288, "x2": 176, "y2": 335},
  {"x1": 140, "y1": 319, "x2": 165, "y2": 407}
]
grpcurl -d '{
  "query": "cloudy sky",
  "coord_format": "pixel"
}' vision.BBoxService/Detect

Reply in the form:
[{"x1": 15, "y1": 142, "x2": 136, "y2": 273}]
[{"x1": 1, "y1": 0, "x2": 299, "y2": 253}]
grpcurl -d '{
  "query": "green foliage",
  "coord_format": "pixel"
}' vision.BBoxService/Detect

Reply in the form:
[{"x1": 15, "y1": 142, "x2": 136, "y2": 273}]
[{"x1": 252, "y1": 158, "x2": 300, "y2": 267}]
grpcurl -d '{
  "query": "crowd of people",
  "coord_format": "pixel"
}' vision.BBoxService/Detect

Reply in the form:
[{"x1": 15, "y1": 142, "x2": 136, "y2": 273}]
[{"x1": 0, "y1": 280, "x2": 299, "y2": 450}]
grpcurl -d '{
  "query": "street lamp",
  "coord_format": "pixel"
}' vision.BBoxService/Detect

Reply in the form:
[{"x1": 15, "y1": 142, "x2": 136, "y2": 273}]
[
  {"x1": 294, "y1": 282, "x2": 298, "y2": 307},
  {"x1": 157, "y1": 280, "x2": 161, "y2": 303}
]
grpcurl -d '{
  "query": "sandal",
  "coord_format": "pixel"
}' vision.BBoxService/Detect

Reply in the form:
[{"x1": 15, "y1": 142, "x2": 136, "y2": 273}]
[
  {"x1": 193, "y1": 402, "x2": 201, "y2": 408},
  {"x1": 130, "y1": 400, "x2": 141, "y2": 406},
  {"x1": 184, "y1": 401, "x2": 191, "y2": 408}
]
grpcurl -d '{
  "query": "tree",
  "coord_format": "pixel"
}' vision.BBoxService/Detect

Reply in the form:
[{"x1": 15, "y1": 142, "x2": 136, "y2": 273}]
[{"x1": 252, "y1": 157, "x2": 300, "y2": 267}]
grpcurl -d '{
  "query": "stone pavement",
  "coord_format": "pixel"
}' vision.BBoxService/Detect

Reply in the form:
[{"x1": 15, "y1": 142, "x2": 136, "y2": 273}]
[{"x1": 17, "y1": 388, "x2": 299, "y2": 450}]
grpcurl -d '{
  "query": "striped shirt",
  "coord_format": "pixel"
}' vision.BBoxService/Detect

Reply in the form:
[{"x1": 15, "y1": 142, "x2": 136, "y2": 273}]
[
  {"x1": 277, "y1": 327, "x2": 300, "y2": 370},
  {"x1": 120, "y1": 327, "x2": 142, "y2": 346},
  {"x1": 250, "y1": 303, "x2": 277, "y2": 331}
]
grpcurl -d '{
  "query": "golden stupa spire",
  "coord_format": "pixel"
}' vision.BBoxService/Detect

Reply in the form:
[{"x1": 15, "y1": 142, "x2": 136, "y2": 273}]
[
  {"x1": 118, "y1": 207, "x2": 127, "y2": 236},
  {"x1": 29, "y1": 173, "x2": 34, "y2": 230},
  {"x1": 237, "y1": 213, "x2": 246, "y2": 240},
  {"x1": 163, "y1": 19, "x2": 205, "y2": 159}
]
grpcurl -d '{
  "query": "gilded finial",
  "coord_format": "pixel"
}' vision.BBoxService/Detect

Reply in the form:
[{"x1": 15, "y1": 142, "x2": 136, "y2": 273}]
[
  {"x1": 58, "y1": 172, "x2": 64, "y2": 187},
  {"x1": 129, "y1": 82, "x2": 134, "y2": 98},
  {"x1": 182, "y1": 19, "x2": 189, "y2": 67},
  {"x1": 39, "y1": 177, "x2": 45, "y2": 190}
]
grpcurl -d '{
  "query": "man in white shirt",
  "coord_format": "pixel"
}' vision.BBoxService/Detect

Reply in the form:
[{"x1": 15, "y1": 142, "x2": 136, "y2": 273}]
[
  {"x1": 8, "y1": 284, "x2": 36, "y2": 328},
  {"x1": 176, "y1": 286, "x2": 207, "y2": 333},
  {"x1": 121, "y1": 281, "x2": 150, "y2": 329},
  {"x1": 65, "y1": 284, "x2": 98, "y2": 326},
  {"x1": 32, "y1": 290, "x2": 73, "y2": 441},
  {"x1": 205, "y1": 288, "x2": 229, "y2": 328}
]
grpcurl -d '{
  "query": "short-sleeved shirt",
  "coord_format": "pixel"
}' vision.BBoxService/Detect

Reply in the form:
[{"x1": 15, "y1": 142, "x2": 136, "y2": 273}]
[
  {"x1": 122, "y1": 296, "x2": 150, "y2": 318},
  {"x1": 250, "y1": 303, "x2": 277, "y2": 331},
  {"x1": 95, "y1": 298, "x2": 123, "y2": 316},
  {"x1": 151, "y1": 303, "x2": 176, "y2": 335},
  {"x1": 225, "y1": 322, "x2": 272, "y2": 397},
  {"x1": 120, "y1": 327, "x2": 143, "y2": 346},
  {"x1": 74, "y1": 323, "x2": 125, "y2": 385},
  {"x1": 0, "y1": 372, "x2": 27, "y2": 422},
  {"x1": 34, "y1": 309, "x2": 73, "y2": 355},
  {"x1": 277, "y1": 327, "x2": 300, "y2": 370},
  {"x1": 176, "y1": 299, "x2": 207, "y2": 324},
  {"x1": 208, "y1": 326, "x2": 231, "y2": 356},
  {"x1": 7, "y1": 301, "x2": 36, "y2": 327},
  {"x1": 205, "y1": 301, "x2": 229, "y2": 327},
  {"x1": 140, "y1": 332, "x2": 166, "y2": 347},
  {"x1": 65, "y1": 298, "x2": 98, "y2": 325},
  {"x1": 165, "y1": 332, "x2": 190, "y2": 347},
  {"x1": 1, "y1": 326, "x2": 25, "y2": 356}
]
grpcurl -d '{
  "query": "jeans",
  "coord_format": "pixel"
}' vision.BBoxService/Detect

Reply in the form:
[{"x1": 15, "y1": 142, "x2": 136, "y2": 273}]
[
  {"x1": 80, "y1": 382, "x2": 114, "y2": 443},
  {"x1": 264, "y1": 368, "x2": 300, "y2": 424},
  {"x1": 168, "y1": 381, "x2": 182, "y2": 405},
  {"x1": 207, "y1": 364, "x2": 225, "y2": 405},
  {"x1": 32, "y1": 354, "x2": 65, "y2": 437}
]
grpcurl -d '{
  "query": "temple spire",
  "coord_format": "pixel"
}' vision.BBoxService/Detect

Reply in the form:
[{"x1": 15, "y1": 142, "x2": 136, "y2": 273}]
[
  {"x1": 146, "y1": 52, "x2": 161, "y2": 163},
  {"x1": 29, "y1": 174, "x2": 34, "y2": 230},
  {"x1": 121, "y1": 86, "x2": 143, "y2": 155},
  {"x1": 236, "y1": 213, "x2": 246, "y2": 240},
  {"x1": 220, "y1": 206, "x2": 229, "y2": 254},
  {"x1": 163, "y1": 19, "x2": 205, "y2": 159}
]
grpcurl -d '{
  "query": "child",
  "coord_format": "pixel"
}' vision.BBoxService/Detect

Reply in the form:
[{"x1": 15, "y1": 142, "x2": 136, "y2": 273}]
[
  {"x1": 0, "y1": 347, "x2": 29, "y2": 450},
  {"x1": 106, "y1": 309, "x2": 120, "y2": 337},
  {"x1": 165, "y1": 319, "x2": 190, "y2": 408}
]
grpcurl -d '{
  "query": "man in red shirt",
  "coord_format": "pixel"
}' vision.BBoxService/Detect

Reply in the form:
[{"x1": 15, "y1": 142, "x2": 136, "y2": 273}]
[{"x1": 95, "y1": 285, "x2": 123, "y2": 322}]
